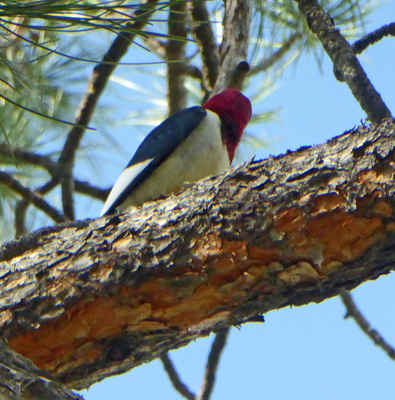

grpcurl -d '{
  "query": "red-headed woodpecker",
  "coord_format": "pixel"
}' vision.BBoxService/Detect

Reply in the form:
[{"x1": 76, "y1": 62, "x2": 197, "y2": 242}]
[{"x1": 100, "y1": 89, "x2": 252, "y2": 216}]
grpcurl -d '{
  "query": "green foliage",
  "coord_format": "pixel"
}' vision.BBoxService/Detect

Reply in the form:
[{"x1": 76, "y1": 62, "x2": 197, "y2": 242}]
[
  {"x1": 0, "y1": 0, "x2": 373, "y2": 241},
  {"x1": 251, "y1": 0, "x2": 371, "y2": 67}
]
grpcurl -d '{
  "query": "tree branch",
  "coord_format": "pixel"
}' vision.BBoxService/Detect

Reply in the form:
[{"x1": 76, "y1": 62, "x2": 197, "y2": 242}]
[
  {"x1": 1, "y1": 120, "x2": 395, "y2": 389},
  {"x1": 142, "y1": 35, "x2": 167, "y2": 58},
  {"x1": 0, "y1": 144, "x2": 109, "y2": 201},
  {"x1": 0, "y1": 143, "x2": 57, "y2": 172},
  {"x1": 295, "y1": 0, "x2": 392, "y2": 123},
  {"x1": 191, "y1": 0, "x2": 220, "y2": 91},
  {"x1": 339, "y1": 290, "x2": 395, "y2": 361},
  {"x1": 161, "y1": 353, "x2": 195, "y2": 400},
  {"x1": 74, "y1": 181, "x2": 109, "y2": 201},
  {"x1": 184, "y1": 65, "x2": 204, "y2": 82},
  {"x1": 15, "y1": 199, "x2": 28, "y2": 237},
  {"x1": 0, "y1": 171, "x2": 65, "y2": 223},
  {"x1": 197, "y1": 329, "x2": 229, "y2": 400},
  {"x1": 0, "y1": 339, "x2": 82, "y2": 400},
  {"x1": 57, "y1": 0, "x2": 160, "y2": 220},
  {"x1": 213, "y1": 0, "x2": 252, "y2": 94},
  {"x1": 167, "y1": 0, "x2": 188, "y2": 115},
  {"x1": 250, "y1": 33, "x2": 302, "y2": 75},
  {"x1": 14, "y1": 179, "x2": 60, "y2": 237},
  {"x1": 351, "y1": 22, "x2": 395, "y2": 55}
]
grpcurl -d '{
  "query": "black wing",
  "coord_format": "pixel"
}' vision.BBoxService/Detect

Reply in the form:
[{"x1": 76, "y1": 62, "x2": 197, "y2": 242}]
[{"x1": 101, "y1": 106, "x2": 207, "y2": 215}]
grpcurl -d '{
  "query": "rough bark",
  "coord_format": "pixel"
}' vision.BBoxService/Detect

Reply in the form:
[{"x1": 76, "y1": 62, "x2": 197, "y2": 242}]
[
  {"x1": 295, "y1": 0, "x2": 392, "y2": 123},
  {"x1": 1, "y1": 120, "x2": 395, "y2": 390},
  {"x1": 213, "y1": 0, "x2": 252, "y2": 94},
  {"x1": 0, "y1": 339, "x2": 81, "y2": 400}
]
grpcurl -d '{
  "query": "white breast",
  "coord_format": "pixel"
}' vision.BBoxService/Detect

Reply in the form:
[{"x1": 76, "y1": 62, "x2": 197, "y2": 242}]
[{"x1": 119, "y1": 110, "x2": 229, "y2": 210}]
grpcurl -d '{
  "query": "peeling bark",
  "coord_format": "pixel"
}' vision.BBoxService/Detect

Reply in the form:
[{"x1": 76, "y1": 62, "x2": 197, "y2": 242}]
[
  {"x1": 1, "y1": 120, "x2": 395, "y2": 389},
  {"x1": 0, "y1": 340, "x2": 81, "y2": 400}
]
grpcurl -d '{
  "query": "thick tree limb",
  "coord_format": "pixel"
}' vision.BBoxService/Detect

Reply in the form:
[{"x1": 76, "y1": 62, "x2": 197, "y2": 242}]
[
  {"x1": 1, "y1": 120, "x2": 395, "y2": 389},
  {"x1": 295, "y1": 0, "x2": 392, "y2": 123}
]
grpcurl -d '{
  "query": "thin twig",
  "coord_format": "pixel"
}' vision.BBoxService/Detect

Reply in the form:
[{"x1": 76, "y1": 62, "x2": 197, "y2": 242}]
[
  {"x1": 352, "y1": 22, "x2": 395, "y2": 54},
  {"x1": 190, "y1": 0, "x2": 219, "y2": 91},
  {"x1": 161, "y1": 353, "x2": 195, "y2": 400},
  {"x1": 15, "y1": 200, "x2": 28, "y2": 237},
  {"x1": 197, "y1": 328, "x2": 230, "y2": 400},
  {"x1": 185, "y1": 65, "x2": 204, "y2": 81},
  {"x1": 295, "y1": 0, "x2": 392, "y2": 123},
  {"x1": 250, "y1": 33, "x2": 302, "y2": 75},
  {"x1": 229, "y1": 61, "x2": 250, "y2": 91},
  {"x1": 14, "y1": 179, "x2": 59, "y2": 237},
  {"x1": 0, "y1": 143, "x2": 57, "y2": 172},
  {"x1": 142, "y1": 35, "x2": 167, "y2": 58},
  {"x1": 0, "y1": 171, "x2": 65, "y2": 223},
  {"x1": 74, "y1": 181, "x2": 109, "y2": 200},
  {"x1": 57, "y1": 0, "x2": 160, "y2": 220},
  {"x1": 167, "y1": 0, "x2": 187, "y2": 116},
  {"x1": 340, "y1": 289, "x2": 395, "y2": 361},
  {"x1": 0, "y1": 144, "x2": 109, "y2": 201}
]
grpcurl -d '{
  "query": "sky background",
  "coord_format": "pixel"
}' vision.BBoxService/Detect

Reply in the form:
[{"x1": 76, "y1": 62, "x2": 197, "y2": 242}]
[{"x1": 79, "y1": 1, "x2": 395, "y2": 399}]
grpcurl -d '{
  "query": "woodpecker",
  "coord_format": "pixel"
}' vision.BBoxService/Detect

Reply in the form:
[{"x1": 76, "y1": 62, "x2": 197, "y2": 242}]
[{"x1": 100, "y1": 89, "x2": 252, "y2": 216}]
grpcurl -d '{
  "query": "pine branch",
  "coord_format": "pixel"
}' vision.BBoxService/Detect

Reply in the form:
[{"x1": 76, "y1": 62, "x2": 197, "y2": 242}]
[
  {"x1": 191, "y1": 0, "x2": 219, "y2": 91},
  {"x1": 0, "y1": 144, "x2": 109, "y2": 201},
  {"x1": 185, "y1": 65, "x2": 204, "y2": 81},
  {"x1": 167, "y1": 0, "x2": 188, "y2": 115},
  {"x1": 14, "y1": 179, "x2": 59, "y2": 237},
  {"x1": 351, "y1": 22, "x2": 395, "y2": 54},
  {"x1": 161, "y1": 353, "x2": 195, "y2": 400},
  {"x1": 197, "y1": 329, "x2": 230, "y2": 400},
  {"x1": 213, "y1": 0, "x2": 252, "y2": 94},
  {"x1": 0, "y1": 143, "x2": 57, "y2": 172},
  {"x1": 142, "y1": 35, "x2": 167, "y2": 58},
  {"x1": 15, "y1": 199, "x2": 28, "y2": 237},
  {"x1": 0, "y1": 339, "x2": 82, "y2": 400},
  {"x1": 74, "y1": 181, "x2": 109, "y2": 201},
  {"x1": 340, "y1": 290, "x2": 395, "y2": 361},
  {"x1": 0, "y1": 171, "x2": 65, "y2": 223},
  {"x1": 295, "y1": 0, "x2": 392, "y2": 123},
  {"x1": 57, "y1": 0, "x2": 160, "y2": 220},
  {"x1": 250, "y1": 33, "x2": 302, "y2": 75},
  {"x1": 3, "y1": 121, "x2": 395, "y2": 389}
]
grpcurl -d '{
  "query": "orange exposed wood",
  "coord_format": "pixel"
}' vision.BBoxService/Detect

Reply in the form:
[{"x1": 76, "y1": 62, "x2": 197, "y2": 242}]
[
  {"x1": 2, "y1": 121, "x2": 395, "y2": 389},
  {"x1": 8, "y1": 193, "x2": 394, "y2": 375}
]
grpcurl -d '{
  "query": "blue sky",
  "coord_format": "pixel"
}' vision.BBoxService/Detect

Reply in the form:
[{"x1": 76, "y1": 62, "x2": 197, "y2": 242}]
[{"x1": 80, "y1": 2, "x2": 395, "y2": 399}]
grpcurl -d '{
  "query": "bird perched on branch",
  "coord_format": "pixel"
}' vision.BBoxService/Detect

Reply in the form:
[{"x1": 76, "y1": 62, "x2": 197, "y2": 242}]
[{"x1": 100, "y1": 89, "x2": 252, "y2": 216}]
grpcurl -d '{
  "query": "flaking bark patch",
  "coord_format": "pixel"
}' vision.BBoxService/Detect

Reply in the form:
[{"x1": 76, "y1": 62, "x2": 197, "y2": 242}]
[{"x1": 1, "y1": 120, "x2": 395, "y2": 389}]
